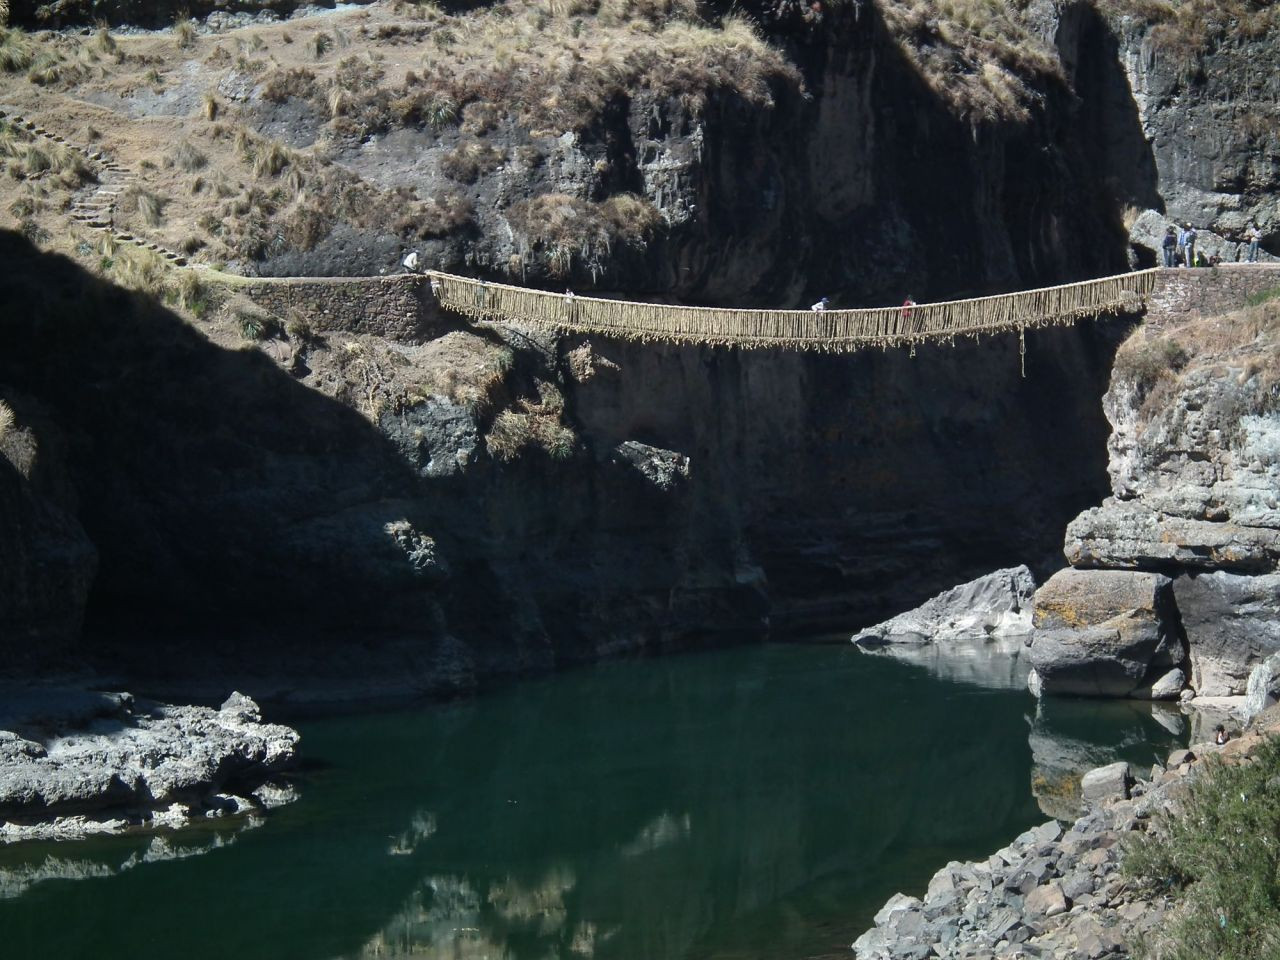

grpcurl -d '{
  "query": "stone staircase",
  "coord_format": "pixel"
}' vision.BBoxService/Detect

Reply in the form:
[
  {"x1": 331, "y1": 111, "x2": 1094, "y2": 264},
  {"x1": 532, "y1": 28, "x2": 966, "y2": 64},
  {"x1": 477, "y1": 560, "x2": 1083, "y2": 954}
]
[{"x1": 0, "y1": 107, "x2": 188, "y2": 267}]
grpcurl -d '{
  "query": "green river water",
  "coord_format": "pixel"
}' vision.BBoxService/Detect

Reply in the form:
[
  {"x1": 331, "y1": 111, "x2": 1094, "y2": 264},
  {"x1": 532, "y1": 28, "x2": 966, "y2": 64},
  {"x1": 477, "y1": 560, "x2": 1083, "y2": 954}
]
[{"x1": 0, "y1": 643, "x2": 1186, "y2": 960}]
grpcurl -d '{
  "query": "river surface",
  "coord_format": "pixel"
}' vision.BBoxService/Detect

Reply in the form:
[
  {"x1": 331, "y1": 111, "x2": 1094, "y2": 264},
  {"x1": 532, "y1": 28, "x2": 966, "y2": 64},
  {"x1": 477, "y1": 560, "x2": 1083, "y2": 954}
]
[{"x1": 0, "y1": 643, "x2": 1187, "y2": 960}]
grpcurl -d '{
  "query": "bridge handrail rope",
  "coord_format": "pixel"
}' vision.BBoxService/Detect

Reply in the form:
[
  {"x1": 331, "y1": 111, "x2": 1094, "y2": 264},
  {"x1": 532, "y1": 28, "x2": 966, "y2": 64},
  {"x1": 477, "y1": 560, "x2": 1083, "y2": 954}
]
[{"x1": 426, "y1": 268, "x2": 1159, "y2": 352}]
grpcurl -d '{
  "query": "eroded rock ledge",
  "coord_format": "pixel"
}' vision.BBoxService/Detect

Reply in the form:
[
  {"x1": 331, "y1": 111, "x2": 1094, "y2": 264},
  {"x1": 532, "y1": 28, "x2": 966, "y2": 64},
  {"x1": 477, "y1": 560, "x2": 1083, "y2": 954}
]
[{"x1": 0, "y1": 685, "x2": 298, "y2": 843}]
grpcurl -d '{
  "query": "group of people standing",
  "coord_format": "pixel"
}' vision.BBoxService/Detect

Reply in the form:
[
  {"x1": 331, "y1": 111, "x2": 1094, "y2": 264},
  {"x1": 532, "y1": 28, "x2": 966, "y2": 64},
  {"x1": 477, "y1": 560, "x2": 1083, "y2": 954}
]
[{"x1": 1162, "y1": 221, "x2": 1265, "y2": 267}]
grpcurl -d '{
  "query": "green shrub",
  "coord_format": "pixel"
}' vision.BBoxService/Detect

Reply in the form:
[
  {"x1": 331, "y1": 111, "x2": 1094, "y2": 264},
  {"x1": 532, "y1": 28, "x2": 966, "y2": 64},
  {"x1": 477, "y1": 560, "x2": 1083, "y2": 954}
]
[
  {"x1": 236, "y1": 308, "x2": 279, "y2": 341},
  {"x1": 1124, "y1": 736, "x2": 1280, "y2": 959},
  {"x1": 438, "y1": 140, "x2": 506, "y2": 183},
  {"x1": 1246, "y1": 286, "x2": 1280, "y2": 309}
]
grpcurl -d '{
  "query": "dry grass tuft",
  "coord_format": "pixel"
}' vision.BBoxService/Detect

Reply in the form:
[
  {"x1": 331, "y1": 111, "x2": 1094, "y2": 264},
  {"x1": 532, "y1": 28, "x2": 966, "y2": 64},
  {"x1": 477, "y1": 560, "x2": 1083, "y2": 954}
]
[
  {"x1": 439, "y1": 140, "x2": 506, "y2": 183},
  {"x1": 261, "y1": 66, "x2": 319, "y2": 103},
  {"x1": 174, "y1": 17, "x2": 198, "y2": 51},
  {"x1": 173, "y1": 139, "x2": 208, "y2": 172},
  {"x1": 122, "y1": 185, "x2": 167, "y2": 226},
  {"x1": 0, "y1": 27, "x2": 33, "y2": 73},
  {"x1": 485, "y1": 380, "x2": 576, "y2": 461},
  {"x1": 0, "y1": 400, "x2": 14, "y2": 440},
  {"x1": 506, "y1": 192, "x2": 661, "y2": 277}
]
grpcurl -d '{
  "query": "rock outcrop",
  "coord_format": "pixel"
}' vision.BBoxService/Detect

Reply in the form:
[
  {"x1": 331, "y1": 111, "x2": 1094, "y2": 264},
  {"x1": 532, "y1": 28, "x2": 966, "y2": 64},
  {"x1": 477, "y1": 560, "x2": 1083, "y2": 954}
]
[
  {"x1": 852, "y1": 566, "x2": 1036, "y2": 647},
  {"x1": 1039, "y1": 294, "x2": 1280, "y2": 701},
  {"x1": 0, "y1": 686, "x2": 298, "y2": 842},
  {"x1": 1027, "y1": 569, "x2": 1184, "y2": 698}
]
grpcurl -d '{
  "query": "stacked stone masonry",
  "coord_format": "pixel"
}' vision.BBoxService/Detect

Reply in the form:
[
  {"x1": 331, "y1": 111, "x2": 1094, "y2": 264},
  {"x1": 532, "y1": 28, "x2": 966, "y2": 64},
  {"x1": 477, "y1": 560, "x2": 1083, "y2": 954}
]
[
  {"x1": 229, "y1": 275, "x2": 434, "y2": 342},
  {"x1": 1144, "y1": 264, "x2": 1280, "y2": 328}
]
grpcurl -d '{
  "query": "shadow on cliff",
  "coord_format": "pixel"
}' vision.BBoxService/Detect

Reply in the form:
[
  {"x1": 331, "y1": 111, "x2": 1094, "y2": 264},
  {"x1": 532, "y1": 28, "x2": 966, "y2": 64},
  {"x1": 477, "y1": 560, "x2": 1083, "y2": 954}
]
[
  {"x1": 0, "y1": 233, "x2": 773, "y2": 696},
  {"x1": 0, "y1": 232, "x2": 431, "y2": 665}
]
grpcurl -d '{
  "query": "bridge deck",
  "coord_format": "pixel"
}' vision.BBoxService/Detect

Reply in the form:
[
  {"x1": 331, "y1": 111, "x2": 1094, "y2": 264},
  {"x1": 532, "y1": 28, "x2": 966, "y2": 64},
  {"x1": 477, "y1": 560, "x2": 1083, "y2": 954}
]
[{"x1": 427, "y1": 268, "x2": 1161, "y2": 352}]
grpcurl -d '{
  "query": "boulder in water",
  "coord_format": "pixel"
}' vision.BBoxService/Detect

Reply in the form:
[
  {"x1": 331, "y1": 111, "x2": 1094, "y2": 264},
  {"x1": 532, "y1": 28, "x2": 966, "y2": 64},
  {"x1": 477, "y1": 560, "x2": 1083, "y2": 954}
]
[{"x1": 852, "y1": 565, "x2": 1035, "y2": 647}]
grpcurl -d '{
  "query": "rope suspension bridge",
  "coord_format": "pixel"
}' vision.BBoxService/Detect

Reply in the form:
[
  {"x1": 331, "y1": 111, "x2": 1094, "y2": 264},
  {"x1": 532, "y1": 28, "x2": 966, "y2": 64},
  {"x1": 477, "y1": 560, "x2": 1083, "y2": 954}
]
[{"x1": 426, "y1": 268, "x2": 1160, "y2": 355}]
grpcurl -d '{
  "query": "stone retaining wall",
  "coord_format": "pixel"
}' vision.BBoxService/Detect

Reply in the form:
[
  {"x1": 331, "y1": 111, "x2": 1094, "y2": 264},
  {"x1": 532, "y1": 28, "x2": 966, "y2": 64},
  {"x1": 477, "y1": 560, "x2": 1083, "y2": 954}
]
[
  {"x1": 1146, "y1": 263, "x2": 1280, "y2": 327},
  {"x1": 226, "y1": 275, "x2": 434, "y2": 342}
]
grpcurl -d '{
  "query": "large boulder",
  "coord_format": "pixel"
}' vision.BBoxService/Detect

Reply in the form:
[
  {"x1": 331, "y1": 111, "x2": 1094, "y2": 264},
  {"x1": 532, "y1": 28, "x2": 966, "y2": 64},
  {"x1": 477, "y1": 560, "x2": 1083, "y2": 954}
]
[
  {"x1": 1080, "y1": 761, "x2": 1131, "y2": 804},
  {"x1": 1066, "y1": 500, "x2": 1280, "y2": 572},
  {"x1": 1028, "y1": 569, "x2": 1183, "y2": 698},
  {"x1": 1245, "y1": 652, "x2": 1280, "y2": 722},
  {"x1": 1175, "y1": 571, "x2": 1280, "y2": 696},
  {"x1": 852, "y1": 566, "x2": 1035, "y2": 646}
]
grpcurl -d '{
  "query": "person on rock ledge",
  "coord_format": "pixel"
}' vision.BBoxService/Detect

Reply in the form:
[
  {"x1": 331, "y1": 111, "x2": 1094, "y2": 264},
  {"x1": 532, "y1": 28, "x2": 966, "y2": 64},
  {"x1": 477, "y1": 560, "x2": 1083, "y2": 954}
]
[
  {"x1": 1182, "y1": 222, "x2": 1198, "y2": 268},
  {"x1": 1245, "y1": 221, "x2": 1263, "y2": 263},
  {"x1": 1162, "y1": 226, "x2": 1178, "y2": 268},
  {"x1": 1215, "y1": 724, "x2": 1230, "y2": 746},
  {"x1": 810, "y1": 296, "x2": 829, "y2": 313}
]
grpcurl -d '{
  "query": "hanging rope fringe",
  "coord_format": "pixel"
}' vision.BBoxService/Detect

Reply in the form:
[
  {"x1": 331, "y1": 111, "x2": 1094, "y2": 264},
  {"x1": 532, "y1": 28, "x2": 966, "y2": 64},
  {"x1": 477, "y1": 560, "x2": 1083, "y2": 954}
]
[
  {"x1": 1019, "y1": 327, "x2": 1026, "y2": 378},
  {"x1": 425, "y1": 269, "x2": 1158, "y2": 353}
]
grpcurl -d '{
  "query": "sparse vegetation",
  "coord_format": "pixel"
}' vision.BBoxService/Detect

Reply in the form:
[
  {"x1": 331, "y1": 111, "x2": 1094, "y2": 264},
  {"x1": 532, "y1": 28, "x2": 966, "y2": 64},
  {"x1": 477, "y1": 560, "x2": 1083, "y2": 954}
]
[
  {"x1": 1097, "y1": 0, "x2": 1280, "y2": 63},
  {"x1": 439, "y1": 140, "x2": 506, "y2": 183},
  {"x1": 506, "y1": 192, "x2": 661, "y2": 277},
  {"x1": 878, "y1": 0, "x2": 1063, "y2": 122},
  {"x1": 261, "y1": 66, "x2": 319, "y2": 103},
  {"x1": 485, "y1": 380, "x2": 576, "y2": 461},
  {"x1": 1124, "y1": 736, "x2": 1280, "y2": 959},
  {"x1": 1115, "y1": 296, "x2": 1280, "y2": 423}
]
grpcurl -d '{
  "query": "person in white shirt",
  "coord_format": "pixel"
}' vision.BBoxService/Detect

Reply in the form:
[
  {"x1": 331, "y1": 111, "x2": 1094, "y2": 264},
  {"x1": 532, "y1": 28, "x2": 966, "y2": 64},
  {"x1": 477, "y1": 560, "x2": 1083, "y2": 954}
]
[{"x1": 810, "y1": 297, "x2": 829, "y2": 312}]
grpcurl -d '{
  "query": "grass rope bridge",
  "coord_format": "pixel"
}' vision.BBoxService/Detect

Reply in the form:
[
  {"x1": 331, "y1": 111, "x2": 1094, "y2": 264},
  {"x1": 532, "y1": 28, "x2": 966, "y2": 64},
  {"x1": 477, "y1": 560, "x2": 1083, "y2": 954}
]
[{"x1": 427, "y1": 268, "x2": 1160, "y2": 355}]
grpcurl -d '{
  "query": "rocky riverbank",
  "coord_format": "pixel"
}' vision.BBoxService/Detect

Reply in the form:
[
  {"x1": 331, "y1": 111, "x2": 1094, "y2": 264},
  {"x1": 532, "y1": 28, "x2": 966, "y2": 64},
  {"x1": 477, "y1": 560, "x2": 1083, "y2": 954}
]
[
  {"x1": 854, "y1": 706, "x2": 1280, "y2": 960},
  {"x1": 0, "y1": 685, "x2": 298, "y2": 842}
]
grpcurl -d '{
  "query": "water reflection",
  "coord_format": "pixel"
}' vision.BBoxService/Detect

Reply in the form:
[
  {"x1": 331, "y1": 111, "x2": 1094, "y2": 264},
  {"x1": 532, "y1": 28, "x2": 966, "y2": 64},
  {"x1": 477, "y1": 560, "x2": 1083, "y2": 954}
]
[
  {"x1": 856, "y1": 636, "x2": 1031, "y2": 690},
  {"x1": 0, "y1": 644, "x2": 1185, "y2": 960},
  {"x1": 0, "y1": 817, "x2": 259, "y2": 900}
]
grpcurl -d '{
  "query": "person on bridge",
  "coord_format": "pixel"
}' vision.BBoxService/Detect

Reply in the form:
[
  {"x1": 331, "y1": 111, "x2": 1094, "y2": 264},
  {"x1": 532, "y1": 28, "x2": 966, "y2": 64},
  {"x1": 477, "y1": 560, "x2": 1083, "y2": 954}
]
[
  {"x1": 1162, "y1": 226, "x2": 1178, "y2": 268},
  {"x1": 811, "y1": 297, "x2": 829, "y2": 312},
  {"x1": 1182, "y1": 223, "x2": 1198, "y2": 267}
]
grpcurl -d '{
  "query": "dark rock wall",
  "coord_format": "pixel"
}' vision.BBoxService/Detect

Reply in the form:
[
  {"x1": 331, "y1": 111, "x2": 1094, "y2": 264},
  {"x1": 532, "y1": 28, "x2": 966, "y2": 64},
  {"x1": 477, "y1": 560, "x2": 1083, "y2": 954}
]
[{"x1": 571, "y1": 319, "x2": 1129, "y2": 634}]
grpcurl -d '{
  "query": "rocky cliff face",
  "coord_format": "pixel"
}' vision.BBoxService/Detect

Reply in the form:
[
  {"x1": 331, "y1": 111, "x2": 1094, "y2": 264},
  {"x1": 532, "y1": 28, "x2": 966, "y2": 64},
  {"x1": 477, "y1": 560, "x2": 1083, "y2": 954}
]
[
  {"x1": 0, "y1": 402, "x2": 96, "y2": 663},
  {"x1": 1031, "y1": 294, "x2": 1280, "y2": 698},
  {"x1": 2, "y1": 0, "x2": 1139, "y2": 305},
  {"x1": 1079, "y1": 3, "x2": 1280, "y2": 264}
]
